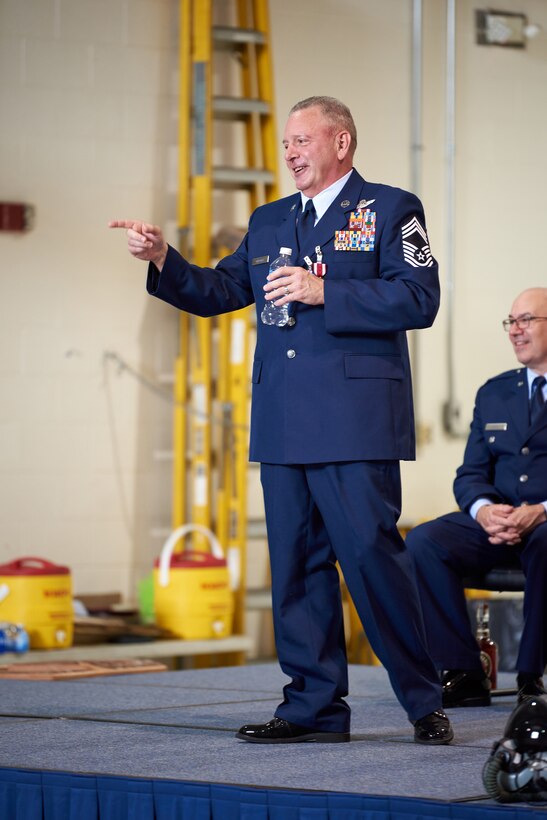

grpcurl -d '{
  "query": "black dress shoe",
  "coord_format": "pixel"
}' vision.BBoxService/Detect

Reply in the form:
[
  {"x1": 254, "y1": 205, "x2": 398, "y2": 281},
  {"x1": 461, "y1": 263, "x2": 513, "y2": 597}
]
[
  {"x1": 413, "y1": 710, "x2": 454, "y2": 745},
  {"x1": 441, "y1": 670, "x2": 491, "y2": 708},
  {"x1": 235, "y1": 717, "x2": 350, "y2": 744},
  {"x1": 517, "y1": 677, "x2": 546, "y2": 704}
]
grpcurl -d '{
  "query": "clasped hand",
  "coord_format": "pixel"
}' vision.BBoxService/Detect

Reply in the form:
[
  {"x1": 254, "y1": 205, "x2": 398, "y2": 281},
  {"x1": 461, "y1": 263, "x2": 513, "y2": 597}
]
[
  {"x1": 264, "y1": 265, "x2": 325, "y2": 307},
  {"x1": 476, "y1": 503, "x2": 546, "y2": 545}
]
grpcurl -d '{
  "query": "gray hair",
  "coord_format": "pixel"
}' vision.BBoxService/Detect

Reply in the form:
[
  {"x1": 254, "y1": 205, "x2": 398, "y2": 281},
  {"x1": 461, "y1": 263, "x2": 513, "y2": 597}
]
[{"x1": 289, "y1": 96, "x2": 357, "y2": 150}]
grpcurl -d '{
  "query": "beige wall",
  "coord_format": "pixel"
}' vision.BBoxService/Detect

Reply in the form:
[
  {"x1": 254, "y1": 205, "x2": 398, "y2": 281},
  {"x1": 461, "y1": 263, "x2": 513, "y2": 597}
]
[{"x1": 1, "y1": 0, "x2": 546, "y2": 604}]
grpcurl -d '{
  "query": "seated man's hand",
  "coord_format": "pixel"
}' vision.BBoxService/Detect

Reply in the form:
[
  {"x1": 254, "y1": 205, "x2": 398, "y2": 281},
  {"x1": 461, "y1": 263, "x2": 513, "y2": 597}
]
[
  {"x1": 476, "y1": 503, "x2": 520, "y2": 545},
  {"x1": 476, "y1": 502, "x2": 546, "y2": 545},
  {"x1": 503, "y1": 504, "x2": 547, "y2": 539}
]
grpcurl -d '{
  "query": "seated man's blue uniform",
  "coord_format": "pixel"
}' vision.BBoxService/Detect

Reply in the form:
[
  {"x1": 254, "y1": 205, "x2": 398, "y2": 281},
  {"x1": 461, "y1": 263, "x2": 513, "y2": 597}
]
[{"x1": 406, "y1": 365, "x2": 547, "y2": 705}]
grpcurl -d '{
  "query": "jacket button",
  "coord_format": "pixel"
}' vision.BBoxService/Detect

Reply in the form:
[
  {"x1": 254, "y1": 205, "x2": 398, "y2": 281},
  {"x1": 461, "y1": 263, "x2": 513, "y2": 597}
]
[
  {"x1": 488, "y1": 436, "x2": 495, "y2": 443},
  {"x1": 519, "y1": 474, "x2": 528, "y2": 483},
  {"x1": 521, "y1": 446, "x2": 530, "y2": 455},
  {"x1": 287, "y1": 317, "x2": 296, "y2": 327},
  {"x1": 286, "y1": 349, "x2": 296, "y2": 359}
]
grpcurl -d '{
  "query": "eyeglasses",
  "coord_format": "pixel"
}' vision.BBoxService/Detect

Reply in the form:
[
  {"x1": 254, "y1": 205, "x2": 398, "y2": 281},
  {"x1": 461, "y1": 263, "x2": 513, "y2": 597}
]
[{"x1": 502, "y1": 314, "x2": 547, "y2": 332}]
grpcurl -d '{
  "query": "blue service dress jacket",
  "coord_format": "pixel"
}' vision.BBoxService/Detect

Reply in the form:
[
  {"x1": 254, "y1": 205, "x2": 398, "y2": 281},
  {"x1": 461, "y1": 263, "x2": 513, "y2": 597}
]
[
  {"x1": 147, "y1": 169, "x2": 440, "y2": 465},
  {"x1": 454, "y1": 368, "x2": 547, "y2": 512}
]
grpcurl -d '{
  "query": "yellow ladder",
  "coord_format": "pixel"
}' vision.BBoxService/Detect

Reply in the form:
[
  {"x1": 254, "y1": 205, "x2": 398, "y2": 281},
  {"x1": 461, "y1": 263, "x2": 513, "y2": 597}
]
[{"x1": 171, "y1": 0, "x2": 279, "y2": 660}]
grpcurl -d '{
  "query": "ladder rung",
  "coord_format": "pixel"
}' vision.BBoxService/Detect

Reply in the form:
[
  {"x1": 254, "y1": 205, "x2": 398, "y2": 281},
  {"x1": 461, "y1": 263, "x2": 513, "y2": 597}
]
[
  {"x1": 213, "y1": 96, "x2": 270, "y2": 118},
  {"x1": 246, "y1": 588, "x2": 272, "y2": 610},
  {"x1": 213, "y1": 166, "x2": 275, "y2": 187},
  {"x1": 247, "y1": 519, "x2": 267, "y2": 539},
  {"x1": 213, "y1": 26, "x2": 266, "y2": 46}
]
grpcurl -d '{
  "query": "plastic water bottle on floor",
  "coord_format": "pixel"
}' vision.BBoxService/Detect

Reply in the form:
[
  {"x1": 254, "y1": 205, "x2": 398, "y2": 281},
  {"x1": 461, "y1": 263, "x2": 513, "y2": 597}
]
[
  {"x1": 260, "y1": 247, "x2": 293, "y2": 327},
  {"x1": 0, "y1": 622, "x2": 29, "y2": 653}
]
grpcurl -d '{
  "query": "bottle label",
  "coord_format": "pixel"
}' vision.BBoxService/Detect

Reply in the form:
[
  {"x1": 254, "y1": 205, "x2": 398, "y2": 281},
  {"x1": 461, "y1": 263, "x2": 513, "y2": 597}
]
[{"x1": 480, "y1": 650, "x2": 492, "y2": 679}]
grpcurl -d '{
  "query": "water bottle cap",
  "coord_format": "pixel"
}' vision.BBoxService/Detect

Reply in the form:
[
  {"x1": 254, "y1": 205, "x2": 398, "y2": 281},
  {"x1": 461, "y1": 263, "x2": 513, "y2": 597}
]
[{"x1": 280, "y1": 247, "x2": 292, "y2": 256}]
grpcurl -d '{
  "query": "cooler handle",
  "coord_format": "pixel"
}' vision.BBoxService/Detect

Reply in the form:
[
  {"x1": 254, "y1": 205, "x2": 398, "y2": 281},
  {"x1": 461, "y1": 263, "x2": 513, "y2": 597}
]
[{"x1": 158, "y1": 524, "x2": 239, "y2": 591}]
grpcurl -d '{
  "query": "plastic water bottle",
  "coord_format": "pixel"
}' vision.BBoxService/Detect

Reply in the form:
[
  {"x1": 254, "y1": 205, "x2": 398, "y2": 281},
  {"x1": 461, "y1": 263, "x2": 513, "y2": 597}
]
[
  {"x1": 0, "y1": 622, "x2": 29, "y2": 653},
  {"x1": 260, "y1": 247, "x2": 293, "y2": 327}
]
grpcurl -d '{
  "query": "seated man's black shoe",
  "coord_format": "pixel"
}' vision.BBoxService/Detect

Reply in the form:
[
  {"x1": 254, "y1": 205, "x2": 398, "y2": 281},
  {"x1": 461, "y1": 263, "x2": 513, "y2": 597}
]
[
  {"x1": 413, "y1": 710, "x2": 454, "y2": 745},
  {"x1": 441, "y1": 670, "x2": 491, "y2": 708},
  {"x1": 235, "y1": 717, "x2": 350, "y2": 744},
  {"x1": 517, "y1": 676, "x2": 546, "y2": 704}
]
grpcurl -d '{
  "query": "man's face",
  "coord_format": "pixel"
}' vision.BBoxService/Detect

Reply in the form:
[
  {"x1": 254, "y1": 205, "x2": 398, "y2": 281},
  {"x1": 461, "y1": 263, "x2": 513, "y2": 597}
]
[
  {"x1": 282, "y1": 107, "x2": 350, "y2": 198},
  {"x1": 508, "y1": 290, "x2": 547, "y2": 373}
]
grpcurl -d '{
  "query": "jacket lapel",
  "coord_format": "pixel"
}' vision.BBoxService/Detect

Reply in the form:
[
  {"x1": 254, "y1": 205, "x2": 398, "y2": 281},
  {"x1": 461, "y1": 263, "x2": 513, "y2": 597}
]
[
  {"x1": 504, "y1": 371, "x2": 530, "y2": 441},
  {"x1": 299, "y1": 170, "x2": 369, "y2": 260},
  {"x1": 528, "y1": 380, "x2": 547, "y2": 436},
  {"x1": 274, "y1": 195, "x2": 300, "y2": 260},
  {"x1": 284, "y1": 170, "x2": 371, "y2": 262}
]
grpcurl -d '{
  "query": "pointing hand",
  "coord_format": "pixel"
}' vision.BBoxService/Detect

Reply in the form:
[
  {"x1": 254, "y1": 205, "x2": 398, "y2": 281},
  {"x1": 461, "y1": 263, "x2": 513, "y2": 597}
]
[{"x1": 108, "y1": 219, "x2": 168, "y2": 271}]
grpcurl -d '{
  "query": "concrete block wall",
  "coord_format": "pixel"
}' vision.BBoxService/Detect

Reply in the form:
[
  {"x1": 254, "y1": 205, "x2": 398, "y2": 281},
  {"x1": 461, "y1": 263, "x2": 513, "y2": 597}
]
[{"x1": 1, "y1": 0, "x2": 546, "y2": 640}]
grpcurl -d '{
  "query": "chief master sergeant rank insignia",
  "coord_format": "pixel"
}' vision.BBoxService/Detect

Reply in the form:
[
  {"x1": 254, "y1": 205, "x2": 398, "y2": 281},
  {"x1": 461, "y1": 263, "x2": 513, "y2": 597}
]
[{"x1": 401, "y1": 216, "x2": 434, "y2": 267}]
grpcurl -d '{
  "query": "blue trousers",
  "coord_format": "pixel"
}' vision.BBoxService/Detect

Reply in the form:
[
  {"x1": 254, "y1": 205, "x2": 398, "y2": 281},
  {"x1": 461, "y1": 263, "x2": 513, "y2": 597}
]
[
  {"x1": 260, "y1": 461, "x2": 442, "y2": 730},
  {"x1": 406, "y1": 512, "x2": 547, "y2": 676}
]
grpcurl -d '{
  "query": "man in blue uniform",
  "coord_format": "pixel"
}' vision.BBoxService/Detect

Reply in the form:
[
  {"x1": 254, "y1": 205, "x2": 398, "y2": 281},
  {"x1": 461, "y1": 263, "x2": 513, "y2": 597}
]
[
  {"x1": 406, "y1": 287, "x2": 547, "y2": 708},
  {"x1": 110, "y1": 96, "x2": 453, "y2": 745}
]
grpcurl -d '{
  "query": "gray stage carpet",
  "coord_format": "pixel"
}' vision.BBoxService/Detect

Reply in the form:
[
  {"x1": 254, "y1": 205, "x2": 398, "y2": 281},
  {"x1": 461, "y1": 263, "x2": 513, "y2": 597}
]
[{"x1": 0, "y1": 663, "x2": 522, "y2": 803}]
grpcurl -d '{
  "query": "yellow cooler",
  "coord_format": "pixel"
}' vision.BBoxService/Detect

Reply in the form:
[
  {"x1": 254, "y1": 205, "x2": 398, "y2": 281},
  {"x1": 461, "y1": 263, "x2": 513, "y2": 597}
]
[
  {"x1": 0, "y1": 556, "x2": 73, "y2": 648},
  {"x1": 153, "y1": 525, "x2": 234, "y2": 640}
]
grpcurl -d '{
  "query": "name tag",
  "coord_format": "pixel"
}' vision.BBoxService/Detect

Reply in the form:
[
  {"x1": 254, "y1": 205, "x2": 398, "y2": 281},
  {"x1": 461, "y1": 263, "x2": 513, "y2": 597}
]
[
  {"x1": 252, "y1": 255, "x2": 269, "y2": 266},
  {"x1": 484, "y1": 423, "x2": 508, "y2": 431}
]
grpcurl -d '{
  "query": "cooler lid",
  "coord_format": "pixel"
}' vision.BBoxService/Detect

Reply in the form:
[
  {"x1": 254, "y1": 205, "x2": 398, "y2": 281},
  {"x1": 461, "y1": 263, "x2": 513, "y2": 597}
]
[
  {"x1": 0, "y1": 557, "x2": 70, "y2": 576},
  {"x1": 154, "y1": 551, "x2": 226, "y2": 570}
]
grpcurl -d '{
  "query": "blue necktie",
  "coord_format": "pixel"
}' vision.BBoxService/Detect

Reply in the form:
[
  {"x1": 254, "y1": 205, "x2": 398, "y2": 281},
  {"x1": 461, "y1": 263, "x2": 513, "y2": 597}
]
[
  {"x1": 530, "y1": 375, "x2": 546, "y2": 424},
  {"x1": 296, "y1": 199, "x2": 316, "y2": 252}
]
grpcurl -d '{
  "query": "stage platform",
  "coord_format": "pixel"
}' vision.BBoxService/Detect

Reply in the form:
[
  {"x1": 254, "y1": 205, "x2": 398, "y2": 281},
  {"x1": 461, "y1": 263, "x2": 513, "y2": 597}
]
[{"x1": 0, "y1": 662, "x2": 539, "y2": 818}]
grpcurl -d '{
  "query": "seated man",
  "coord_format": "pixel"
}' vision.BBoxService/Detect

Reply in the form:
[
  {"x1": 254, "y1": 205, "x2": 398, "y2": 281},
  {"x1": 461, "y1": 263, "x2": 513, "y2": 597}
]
[{"x1": 406, "y1": 287, "x2": 547, "y2": 707}]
